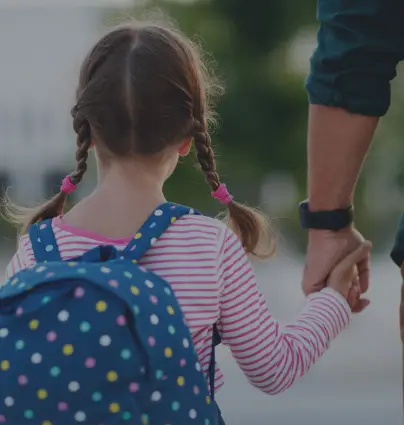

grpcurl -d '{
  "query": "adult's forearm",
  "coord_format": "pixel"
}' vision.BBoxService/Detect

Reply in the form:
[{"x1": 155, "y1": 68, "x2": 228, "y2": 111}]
[{"x1": 308, "y1": 105, "x2": 378, "y2": 211}]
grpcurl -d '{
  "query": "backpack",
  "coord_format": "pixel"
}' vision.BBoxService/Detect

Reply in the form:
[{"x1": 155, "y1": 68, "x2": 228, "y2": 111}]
[{"x1": 0, "y1": 202, "x2": 223, "y2": 425}]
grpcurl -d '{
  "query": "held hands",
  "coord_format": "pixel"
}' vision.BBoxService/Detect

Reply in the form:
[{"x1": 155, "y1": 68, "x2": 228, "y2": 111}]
[
  {"x1": 327, "y1": 241, "x2": 372, "y2": 304},
  {"x1": 302, "y1": 227, "x2": 371, "y2": 312}
]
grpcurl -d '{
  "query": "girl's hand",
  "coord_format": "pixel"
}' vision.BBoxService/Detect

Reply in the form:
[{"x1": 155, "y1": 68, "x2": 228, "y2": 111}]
[{"x1": 327, "y1": 241, "x2": 372, "y2": 304}]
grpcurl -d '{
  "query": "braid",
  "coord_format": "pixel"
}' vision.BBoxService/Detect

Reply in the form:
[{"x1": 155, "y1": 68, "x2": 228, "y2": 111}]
[
  {"x1": 70, "y1": 108, "x2": 91, "y2": 186},
  {"x1": 193, "y1": 120, "x2": 220, "y2": 191},
  {"x1": 193, "y1": 119, "x2": 275, "y2": 259}
]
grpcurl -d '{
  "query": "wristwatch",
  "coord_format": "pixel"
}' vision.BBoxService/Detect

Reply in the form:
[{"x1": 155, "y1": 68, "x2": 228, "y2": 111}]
[{"x1": 299, "y1": 200, "x2": 354, "y2": 231}]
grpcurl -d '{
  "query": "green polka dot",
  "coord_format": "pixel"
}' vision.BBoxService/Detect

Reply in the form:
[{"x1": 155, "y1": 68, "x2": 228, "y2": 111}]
[
  {"x1": 24, "y1": 410, "x2": 34, "y2": 419},
  {"x1": 133, "y1": 305, "x2": 140, "y2": 315},
  {"x1": 92, "y1": 392, "x2": 102, "y2": 402},
  {"x1": 80, "y1": 321, "x2": 91, "y2": 332},
  {"x1": 205, "y1": 420, "x2": 210, "y2": 425},
  {"x1": 156, "y1": 370, "x2": 164, "y2": 380},
  {"x1": 42, "y1": 296, "x2": 51, "y2": 304},
  {"x1": 168, "y1": 325, "x2": 175, "y2": 335},
  {"x1": 164, "y1": 287, "x2": 171, "y2": 295},
  {"x1": 15, "y1": 340, "x2": 25, "y2": 350},
  {"x1": 121, "y1": 349, "x2": 131, "y2": 360},
  {"x1": 50, "y1": 366, "x2": 61, "y2": 377},
  {"x1": 122, "y1": 412, "x2": 132, "y2": 421},
  {"x1": 171, "y1": 401, "x2": 180, "y2": 411}
]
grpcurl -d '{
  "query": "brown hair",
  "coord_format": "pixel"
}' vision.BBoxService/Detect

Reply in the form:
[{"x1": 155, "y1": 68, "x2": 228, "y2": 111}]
[{"x1": 4, "y1": 20, "x2": 274, "y2": 258}]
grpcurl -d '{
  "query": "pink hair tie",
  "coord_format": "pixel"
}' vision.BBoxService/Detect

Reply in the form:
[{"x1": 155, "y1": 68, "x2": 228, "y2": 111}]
[
  {"x1": 211, "y1": 183, "x2": 233, "y2": 205},
  {"x1": 60, "y1": 175, "x2": 77, "y2": 194}
]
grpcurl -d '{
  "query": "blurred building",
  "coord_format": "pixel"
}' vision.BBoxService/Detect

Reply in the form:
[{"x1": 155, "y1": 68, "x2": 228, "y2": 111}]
[{"x1": 0, "y1": 0, "x2": 131, "y2": 203}]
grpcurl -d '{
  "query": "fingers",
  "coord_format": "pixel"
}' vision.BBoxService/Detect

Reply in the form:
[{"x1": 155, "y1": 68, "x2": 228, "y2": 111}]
[
  {"x1": 357, "y1": 253, "x2": 371, "y2": 295},
  {"x1": 352, "y1": 298, "x2": 370, "y2": 313},
  {"x1": 336, "y1": 241, "x2": 372, "y2": 272}
]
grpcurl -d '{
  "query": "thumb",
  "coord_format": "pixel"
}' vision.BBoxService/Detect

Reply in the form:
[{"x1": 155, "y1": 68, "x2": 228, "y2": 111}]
[{"x1": 330, "y1": 241, "x2": 372, "y2": 283}]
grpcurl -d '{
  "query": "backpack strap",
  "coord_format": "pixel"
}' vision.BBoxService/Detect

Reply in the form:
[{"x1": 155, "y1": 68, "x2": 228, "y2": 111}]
[
  {"x1": 122, "y1": 202, "x2": 199, "y2": 261},
  {"x1": 28, "y1": 219, "x2": 62, "y2": 263}
]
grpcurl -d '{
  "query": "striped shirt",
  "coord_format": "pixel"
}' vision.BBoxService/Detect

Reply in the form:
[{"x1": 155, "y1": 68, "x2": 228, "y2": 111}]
[{"x1": 5, "y1": 214, "x2": 351, "y2": 395}]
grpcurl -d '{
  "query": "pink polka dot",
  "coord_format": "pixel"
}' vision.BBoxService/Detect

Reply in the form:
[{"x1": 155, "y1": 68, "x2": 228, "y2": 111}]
[
  {"x1": 40, "y1": 224, "x2": 47, "y2": 230},
  {"x1": 116, "y1": 315, "x2": 127, "y2": 326},
  {"x1": 130, "y1": 245, "x2": 137, "y2": 251},
  {"x1": 129, "y1": 382, "x2": 139, "y2": 393},
  {"x1": 46, "y1": 272, "x2": 55, "y2": 278},
  {"x1": 74, "y1": 287, "x2": 85, "y2": 298},
  {"x1": 16, "y1": 307, "x2": 23, "y2": 316},
  {"x1": 180, "y1": 359, "x2": 186, "y2": 367},
  {"x1": 108, "y1": 280, "x2": 119, "y2": 288},
  {"x1": 18, "y1": 375, "x2": 28, "y2": 385},
  {"x1": 85, "y1": 358, "x2": 96, "y2": 368},
  {"x1": 150, "y1": 295, "x2": 158, "y2": 304},
  {"x1": 47, "y1": 331, "x2": 57, "y2": 342},
  {"x1": 148, "y1": 336, "x2": 156, "y2": 347},
  {"x1": 58, "y1": 402, "x2": 68, "y2": 411},
  {"x1": 139, "y1": 266, "x2": 147, "y2": 273},
  {"x1": 0, "y1": 415, "x2": 6, "y2": 423},
  {"x1": 193, "y1": 385, "x2": 200, "y2": 395}
]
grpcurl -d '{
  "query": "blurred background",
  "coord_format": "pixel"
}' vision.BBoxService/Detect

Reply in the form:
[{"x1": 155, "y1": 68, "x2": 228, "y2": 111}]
[{"x1": 0, "y1": 0, "x2": 402, "y2": 424}]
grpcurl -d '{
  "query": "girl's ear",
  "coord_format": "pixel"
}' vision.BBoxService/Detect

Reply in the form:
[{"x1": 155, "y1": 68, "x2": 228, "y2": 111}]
[{"x1": 178, "y1": 138, "x2": 192, "y2": 157}]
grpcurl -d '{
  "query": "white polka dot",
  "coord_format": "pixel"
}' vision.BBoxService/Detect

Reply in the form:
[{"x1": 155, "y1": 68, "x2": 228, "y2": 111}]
[
  {"x1": 145, "y1": 280, "x2": 154, "y2": 288},
  {"x1": 36, "y1": 266, "x2": 47, "y2": 273},
  {"x1": 195, "y1": 362, "x2": 201, "y2": 372},
  {"x1": 0, "y1": 328, "x2": 9, "y2": 338},
  {"x1": 124, "y1": 272, "x2": 133, "y2": 278},
  {"x1": 183, "y1": 338, "x2": 190, "y2": 348},
  {"x1": 74, "y1": 411, "x2": 86, "y2": 422},
  {"x1": 31, "y1": 353, "x2": 42, "y2": 364},
  {"x1": 150, "y1": 238, "x2": 157, "y2": 246},
  {"x1": 189, "y1": 209, "x2": 195, "y2": 215},
  {"x1": 4, "y1": 397, "x2": 14, "y2": 407},
  {"x1": 151, "y1": 391, "x2": 162, "y2": 402},
  {"x1": 100, "y1": 267, "x2": 111, "y2": 274},
  {"x1": 100, "y1": 335, "x2": 111, "y2": 346},
  {"x1": 140, "y1": 366, "x2": 146, "y2": 375},
  {"x1": 189, "y1": 409, "x2": 197, "y2": 419},
  {"x1": 68, "y1": 381, "x2": 80, "y2": 392},
  {"x1": 150, "y1": 314, "x2": 159, "y2": 325},
  {"x1": 58, "y1": 310, "x2": 69, "y2": 322},
  {"x1": 45, "y1": 245, "x2": 54, "y2": 252},
  {"x1": 154, "y1": 209, "x2": 163, "y2": 216}
]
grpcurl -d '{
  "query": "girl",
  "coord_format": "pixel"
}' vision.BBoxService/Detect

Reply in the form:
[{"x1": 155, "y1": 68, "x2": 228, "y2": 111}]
[{"x1": 5, "y1": 20, "x2": 369, "y2": 417}]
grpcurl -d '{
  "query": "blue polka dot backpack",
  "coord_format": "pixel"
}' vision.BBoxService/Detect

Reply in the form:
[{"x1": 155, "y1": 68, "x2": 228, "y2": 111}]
[{"x1": 0, "y1": 203, "x2": 225, "y2": 425}]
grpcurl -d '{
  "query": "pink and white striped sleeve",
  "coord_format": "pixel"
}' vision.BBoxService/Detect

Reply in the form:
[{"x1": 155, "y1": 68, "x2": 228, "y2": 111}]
[
  {"x1": 216, "y1": 228, "x2": 351, "y2": 395},
  {"x1": 4, "y1": 235, "x2": 33, "y2": 280}
]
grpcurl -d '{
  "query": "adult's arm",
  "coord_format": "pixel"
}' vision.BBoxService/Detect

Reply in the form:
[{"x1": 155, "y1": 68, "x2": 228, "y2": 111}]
[{"x1": 306, "y1": 0, "x2": 404, "y2": 211}]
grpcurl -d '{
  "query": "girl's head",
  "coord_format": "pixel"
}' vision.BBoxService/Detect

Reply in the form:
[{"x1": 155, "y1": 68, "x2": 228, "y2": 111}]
[{"x1": 6, "y1": 20, "x2": 274, "y2": 258}]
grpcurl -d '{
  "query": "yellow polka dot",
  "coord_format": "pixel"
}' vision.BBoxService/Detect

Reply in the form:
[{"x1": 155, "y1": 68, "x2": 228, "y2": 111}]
[
  {"x1": 42, "y1": 421, "x2": 52, "y2": 425},
  {"x1": 29, "y1": 320, "x2": 39, "y2": 330},
  {"x1": 11, "y1": 278, "x2": 18, "y2": 285},
  {"x1": 206, "y1": 395, "x2": 211, "y2": 405},
  {"x1": 134, "y1": 233, "x2": 142, "y2": 240},
  {"x1": 164, "y1": 347, "x2": 173, "y2": 358},
  {"x1": 167, "y1": 306, "x2": 175, "y2": 315},
  {"x1": 141, "y1": 415, "x2": 149, "y2": 425},
  {"x1": 107, "y1": 371, "x2": 118, "y2": 382},
  {"x1": 67, "y1": 262, "x2": 77, "y2": 266},
  {"x1": 37, "y1": 389, "x2": 48, "y2": 399},
  {"x1": 171, "y1": 217, "x2": 177, "y2": 223},
  {"x1": 109, "y1": 403, "x2": 120, "y2": 413},
  {"x1": 132, "y1": 259, "x2": 138, "y2": 264},
  {"x1": 62, "y1": 344, "x2": 74, "y2": 356},
  {"x1": 1, "y1": 360, "x2": 9, "y2": 371},
  {"x1": 96, "y1": 301, "x2": 108, "y2": 312},
  {"x1": 131, "y1": 286, "x2": 140, "y2": 295},
  {"x1": 177, "y1": 376, "x2": 185, "y2": 386}
]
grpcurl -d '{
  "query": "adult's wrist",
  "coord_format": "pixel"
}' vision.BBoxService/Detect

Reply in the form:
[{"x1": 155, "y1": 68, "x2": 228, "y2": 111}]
[{"x1": 299, "y1": 200, "x2": 354, "y2": 231}]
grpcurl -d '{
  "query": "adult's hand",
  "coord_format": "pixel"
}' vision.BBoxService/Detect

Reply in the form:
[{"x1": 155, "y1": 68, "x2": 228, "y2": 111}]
[{"x1": 302, "y1": 226, "x2": 371, "y2": 312}]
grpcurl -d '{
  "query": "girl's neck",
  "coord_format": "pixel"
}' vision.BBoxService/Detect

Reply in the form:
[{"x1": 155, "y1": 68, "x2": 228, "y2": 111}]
[{"x1": 62, "y1": 160, "x2": 167, "y2": 240}]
